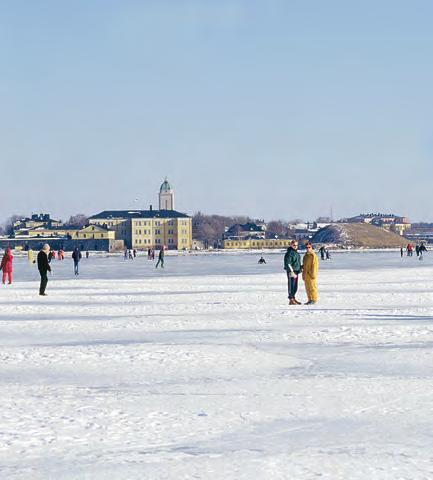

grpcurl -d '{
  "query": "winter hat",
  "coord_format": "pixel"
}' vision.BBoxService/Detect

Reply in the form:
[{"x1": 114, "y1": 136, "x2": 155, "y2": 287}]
[{"x1": 42, "y1": 244, "x2": 50, "y2": 252}]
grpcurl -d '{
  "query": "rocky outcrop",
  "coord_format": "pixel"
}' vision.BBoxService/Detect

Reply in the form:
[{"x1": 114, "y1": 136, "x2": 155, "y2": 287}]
[{"x1": 312, "y1": 223, "x2": 409, "y2": 248}]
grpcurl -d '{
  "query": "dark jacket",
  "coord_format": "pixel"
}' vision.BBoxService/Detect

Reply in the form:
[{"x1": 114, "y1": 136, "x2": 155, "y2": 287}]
[
  {"x1": 284, "y1": 247, "x2": 301, "y2": 274},
  {"x1": 158, "y1": 249, "x2": 164, "y2": 259},
  {"x1": 72, "y1": 249, "x2": 82, "y2": 263},
  {"x1": 37, "y1": 251, "x2": 51, "y2": 273}
]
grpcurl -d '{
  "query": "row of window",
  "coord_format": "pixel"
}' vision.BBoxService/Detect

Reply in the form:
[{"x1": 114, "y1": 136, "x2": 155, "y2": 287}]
[
  {"x1": 132, "y1": 220, "x2": 175, "y2": 226},
  {"x1": 133, "y1": 238, "x2": 178, "y2": 246},
  {"x1": 227, "y1": 241, "x2": 290, "y2": 246},
  {"x1": 133, "y1": 229, "x2": 176, "y2": 235}
]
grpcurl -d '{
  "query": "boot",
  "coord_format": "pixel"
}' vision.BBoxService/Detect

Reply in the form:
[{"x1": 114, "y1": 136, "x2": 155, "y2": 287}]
[{"x1": 289, "y1": 298, "x2": 297, "y2": 305}]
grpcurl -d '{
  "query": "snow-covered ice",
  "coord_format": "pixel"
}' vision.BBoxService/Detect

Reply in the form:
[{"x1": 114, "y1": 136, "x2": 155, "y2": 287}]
[{"x1": 1, "y1": 251, "x2": 433, "y2": 479}]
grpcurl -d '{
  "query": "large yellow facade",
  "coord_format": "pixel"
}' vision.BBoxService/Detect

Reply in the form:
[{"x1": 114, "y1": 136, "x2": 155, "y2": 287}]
[{"x1": 89, "y1": 215, "x2": 192, "y2": 250}]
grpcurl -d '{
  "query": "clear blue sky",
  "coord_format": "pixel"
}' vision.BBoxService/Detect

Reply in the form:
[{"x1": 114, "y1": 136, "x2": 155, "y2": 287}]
[{"x1": 1, "y1": 0, "x2": 432, "y2": 223}]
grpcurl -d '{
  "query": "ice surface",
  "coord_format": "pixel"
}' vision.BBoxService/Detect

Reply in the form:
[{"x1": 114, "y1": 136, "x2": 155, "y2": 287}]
[{"x1": 0, "y1": 251, "x2": 432, "y2": 479}]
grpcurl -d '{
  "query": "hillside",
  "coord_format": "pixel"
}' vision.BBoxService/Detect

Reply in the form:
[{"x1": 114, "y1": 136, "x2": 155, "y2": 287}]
[{"x1": 312, "y1": 223, "x2": 409, "y2": 248}]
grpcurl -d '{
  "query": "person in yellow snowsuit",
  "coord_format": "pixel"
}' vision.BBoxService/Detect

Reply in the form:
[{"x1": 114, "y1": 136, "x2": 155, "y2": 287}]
[{"x1": 302, "y1": 242, "x2": 319, "y2": 305}]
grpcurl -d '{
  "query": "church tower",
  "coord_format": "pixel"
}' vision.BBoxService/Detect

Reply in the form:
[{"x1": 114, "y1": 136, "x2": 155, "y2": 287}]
[{"x1": 159, "y1": 178, "x2": 175, "y2": 210}]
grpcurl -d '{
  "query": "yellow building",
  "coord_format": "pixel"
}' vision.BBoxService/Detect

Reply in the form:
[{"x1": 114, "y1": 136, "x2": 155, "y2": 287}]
[
  {"x1": 223, "y1": 238, "x2": 292, "y2": 249},
  {"x1": 25, "y1": 224, "x2": 115, "y2": 240},
  {"x1": 89, "y1": 210, "x2": 192, "y2": 250},
  {"x1": 88, "y1": 179, "x2": 192, "y2": 250}
]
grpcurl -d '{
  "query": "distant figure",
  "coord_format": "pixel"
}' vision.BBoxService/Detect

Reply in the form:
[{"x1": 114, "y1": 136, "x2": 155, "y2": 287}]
[
  {"x1": 400, "y1": 247, "x2": 404, "y2": 258},
  {"x1": 151, "y1": 249, "x2": 155, "y2": 260},
  {"x1": 155, "y1": 247, "x2": 165, "y2": 268},
  {"x1": 48, "y1": 250, "x2": 54, "y2": 263},
  {"x1": 133, "y1": 249, "x2": 137, "y2": 258},
  {"x1": 407, "y1": 244, "x2": 413, "y2": 257},
  {"x1": 128, "y1": 249, "x2": 133, "y2": 260},
  {"x1": 419, "y1": 243, "x2": 427, "y2": 258},
  {"x1": 258, "y1": 256, "x2": 266, "y2": 264},
  {"x1": 147, "y1": 248, "x2": 151, "y2": 260},
  {"x1": 86, "y1": 251, "x2": 89, "y2": 259},
  {"x1": 58, "y1": 249, "x2": 64, "y2": 260},
  {"x1": 37, "y1": 244, "x2": 51, "y2": 296},
  {"x1": 302, "y1": 242, "x2": 319, "y2": 305},
  {"x1": 0, "y1": 247, "x2": 13, "y2": 285},
  {"x1": 319, "y1": 245, "x2": 326, "y2": 260},
  {"x1": 415, "y1": 245, "x2": 420, "y2": 257},
  {"x1": 72, "y1": 247, "x2": 82, "y2": 275},
  {"x1": 124, "y1": 249, "x2": 128, "y2": 260},
  {"x1": 27, "y1": 249, "x2": 34, "y2": 264},
  {"x1": 325, "y1": 249, "x2": 331, "y2": 260}
]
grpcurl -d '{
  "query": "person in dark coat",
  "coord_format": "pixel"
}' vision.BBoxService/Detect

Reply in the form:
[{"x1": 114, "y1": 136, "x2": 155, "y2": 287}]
[
  {"x1": 284, "y1": 240, "x2": 302, "y2": 305},
  {"x1": 155, "y1": 247, "x2": 165, "y2": 268},
  {"x1": 72, "y1": 247, "x2": 82, "y2": 275},
  {"x1": 258, "y1": 256, "x2": 266, "y2": 264},
  {"x1": 37, "y1": 244, "x2": 51, "y2": 296}
]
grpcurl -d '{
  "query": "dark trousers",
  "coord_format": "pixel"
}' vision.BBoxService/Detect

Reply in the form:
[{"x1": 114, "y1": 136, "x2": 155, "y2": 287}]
[
  {"x1": 39, "y1": 271, "x2": 48, "y2": 294},
  {"x1": 74, "y1": 262, "x2": 79, "y2": 275},
  {"x1": 287, "y1": 272, "x2": 298, "y2": 299},
  {"x1": 155, "y1": 258, "x2": 164, "y2": 268}
]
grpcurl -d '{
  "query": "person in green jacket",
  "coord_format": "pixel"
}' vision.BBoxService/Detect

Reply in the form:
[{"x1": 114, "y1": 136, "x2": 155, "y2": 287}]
[{"x1": 284, "y1": 239, "x2": 302, "y2": 305}]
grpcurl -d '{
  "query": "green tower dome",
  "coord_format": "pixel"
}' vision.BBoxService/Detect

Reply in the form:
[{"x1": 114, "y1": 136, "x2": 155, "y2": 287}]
[{"x1": 160, "y1": 178, "x2": 172, "y2": 192}]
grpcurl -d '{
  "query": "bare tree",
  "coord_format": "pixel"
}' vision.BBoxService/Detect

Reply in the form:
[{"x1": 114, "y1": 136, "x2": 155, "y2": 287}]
[
  {"x1": 2, "y1": 214, "x2": 25, "y2": 235},
  {"x1": 66, "y1": 214, "x2": 89, "y2": 227},
  {"x1": 267, "y1": 220, "x2": 289, "y2": 238}
]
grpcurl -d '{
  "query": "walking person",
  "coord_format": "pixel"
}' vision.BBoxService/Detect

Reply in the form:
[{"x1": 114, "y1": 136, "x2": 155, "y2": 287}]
[
  {"x1": 0, "y1": 247, "x2": 13, "y2": 285},
  {"x1": 72, "y1": 247, "x2": 82, "y2": 275},
  {"x1": 319, "y1": 245, "x2": 326, "y2": 260},
  {"x1": 155, "y1": 247, "x2": 165, "y2": 269},
  {"x1": 37, "y1": 244, "x2": 51, "y2": 296},
  {"x1": 302, "y1": 242, "x2": 319, "y2": 305},
  {"x1": 284, "y1": 240, "x2": 302, "y2": 305},
  {"x1": 400, "y1": 247, "x2": 404, "y2": 258}
]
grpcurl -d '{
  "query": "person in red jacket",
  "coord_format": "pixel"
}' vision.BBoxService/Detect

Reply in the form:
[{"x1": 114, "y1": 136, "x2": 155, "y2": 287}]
[{"x1": 0, "y1": 247, "x2": 13, "y2": 285}]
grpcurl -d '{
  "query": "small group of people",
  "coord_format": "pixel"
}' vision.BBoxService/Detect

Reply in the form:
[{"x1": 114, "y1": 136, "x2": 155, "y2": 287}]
[
  {"x1": 284, "y1": 240, "x2": 319, "y2": 305},
  {"x1": 147, "y1": 248, "x2": 155, "y2": 260},
  {"x1": 402, "y1": 243, "x2": 427, "y2": 258},
  {"x1": 124, "y1": 249, "x2": 137, "y2": 260}
]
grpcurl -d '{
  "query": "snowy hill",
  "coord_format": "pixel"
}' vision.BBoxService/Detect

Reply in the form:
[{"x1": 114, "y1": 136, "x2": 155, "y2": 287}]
[{"x1": 312, "y1": 223, "x2": 409, "y2": 248}]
